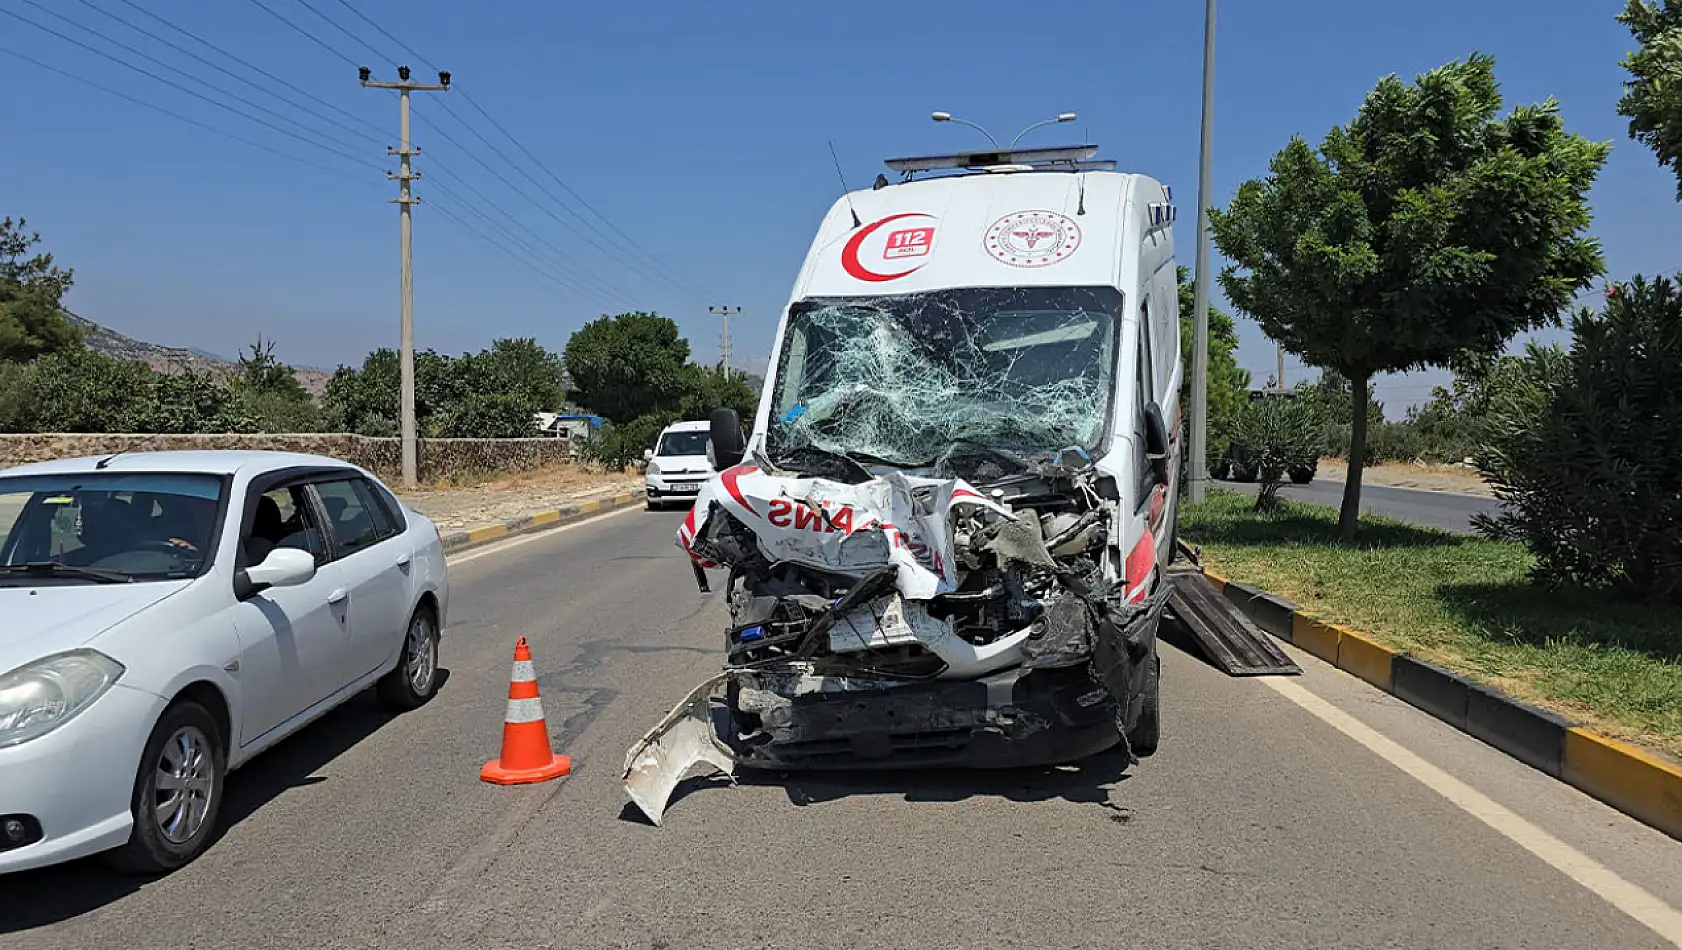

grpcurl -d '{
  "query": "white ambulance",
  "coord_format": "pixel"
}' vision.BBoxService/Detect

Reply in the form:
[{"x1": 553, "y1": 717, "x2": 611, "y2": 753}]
[{"x1": 626, "y1": 142, "x2": 1184, "y2": 824}]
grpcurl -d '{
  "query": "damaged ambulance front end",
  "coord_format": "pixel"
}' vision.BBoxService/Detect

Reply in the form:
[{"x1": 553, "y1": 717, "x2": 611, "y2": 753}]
[{"x1": 623, "y1": 284, "x2": 1175, "y2": 826}]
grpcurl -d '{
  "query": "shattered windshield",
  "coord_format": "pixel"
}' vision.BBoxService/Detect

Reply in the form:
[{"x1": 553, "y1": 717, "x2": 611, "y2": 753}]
[{"x1": 767, "y1": 286, "x2": 1122, "y2": 472}]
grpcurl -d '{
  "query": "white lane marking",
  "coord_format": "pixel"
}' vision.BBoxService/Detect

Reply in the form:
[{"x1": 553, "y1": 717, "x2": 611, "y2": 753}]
[
  {"x1": 1262, "y1": 677, "x2": 1682, "y2": 946},
  {"x1": 447, "y1": 506, "x2": 643, "y2": 566}
]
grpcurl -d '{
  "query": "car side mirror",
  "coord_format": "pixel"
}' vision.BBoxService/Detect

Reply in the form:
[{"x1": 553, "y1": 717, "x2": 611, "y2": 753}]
[
  {"x1": 1143, "y1": 401, "x2": 1170, "y2": 486},
  {"x1": 235, "y1": 547, "x2": 317, "y2": 600},
  {"x1": 643, "y1": 448, "x2": 655, "y2": 461},
  {"x1": 710, "y1": 407, "x2": 745, "y2": 470}
]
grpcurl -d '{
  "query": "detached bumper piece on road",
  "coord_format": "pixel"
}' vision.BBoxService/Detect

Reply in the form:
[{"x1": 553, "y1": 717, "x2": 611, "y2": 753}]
[{"x1": 625, "y1": 459, "x2": 1172, "y2": 826}]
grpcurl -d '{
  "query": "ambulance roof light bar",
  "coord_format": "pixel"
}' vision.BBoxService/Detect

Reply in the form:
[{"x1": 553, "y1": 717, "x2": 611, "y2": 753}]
[{"x1": 884, "y1": 144, "x2": 1103, "y2": 176}]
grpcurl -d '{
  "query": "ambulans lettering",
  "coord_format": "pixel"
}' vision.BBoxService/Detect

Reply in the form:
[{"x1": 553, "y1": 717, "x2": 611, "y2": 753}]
[{"x1": 763, "y1": 497, "x2": 944, "y2": 576}]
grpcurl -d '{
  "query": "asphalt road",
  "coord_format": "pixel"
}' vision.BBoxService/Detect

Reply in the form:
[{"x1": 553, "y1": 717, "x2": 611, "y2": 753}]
[
  {"x1": 1215, "y1": 477, "x2": 1501, "y2": 533},
  {"x1": 5, "y1": 510, "x2": 1680, "y2": 949}
]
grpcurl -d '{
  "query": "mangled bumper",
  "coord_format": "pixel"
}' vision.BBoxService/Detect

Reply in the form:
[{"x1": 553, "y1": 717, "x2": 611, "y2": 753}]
[{"x1": 620, "y1": 584, "x2": 1167, "y2": 826}]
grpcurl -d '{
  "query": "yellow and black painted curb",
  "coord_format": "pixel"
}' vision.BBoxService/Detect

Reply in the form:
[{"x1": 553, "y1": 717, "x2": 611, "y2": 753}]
[
  {"x1": 438, "y1": 491, "x2": 642, "y2": 556},
  {"x1": 1204, "y1": 570, "x2": 1682, "y2": 843}
]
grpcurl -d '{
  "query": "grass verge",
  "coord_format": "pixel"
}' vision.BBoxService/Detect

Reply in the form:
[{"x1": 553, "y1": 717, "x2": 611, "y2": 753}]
[{"x1": 1180, "y1": 490, "x2": 1682, "y2": 760}]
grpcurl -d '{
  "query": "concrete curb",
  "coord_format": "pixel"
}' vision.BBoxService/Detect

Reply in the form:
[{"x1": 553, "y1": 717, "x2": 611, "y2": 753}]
[
  {"x1": 1201, "y1": 569, "x2": 1682, "y2": 842},
  {"x1": 438, "y1": 490, "x2": 642, "y2": 556}
]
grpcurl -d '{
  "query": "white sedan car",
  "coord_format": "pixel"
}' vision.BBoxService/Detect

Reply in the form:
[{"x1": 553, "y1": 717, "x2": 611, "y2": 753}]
[{"x1": 0, "y1": 450, "x2": 450, "y2": 874}]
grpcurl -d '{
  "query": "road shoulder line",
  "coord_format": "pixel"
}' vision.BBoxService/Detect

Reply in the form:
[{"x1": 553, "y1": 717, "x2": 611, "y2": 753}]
[
  {"x1": 439, "y1": 491, "x2": 643, "y2": 556},
  {"x1": 1203, "y1": 569, "x2": 1682, "y2": 844}
]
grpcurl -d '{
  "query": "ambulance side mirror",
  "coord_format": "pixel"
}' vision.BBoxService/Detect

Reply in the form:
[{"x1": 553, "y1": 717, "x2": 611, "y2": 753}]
[
  {"x1": 1143, "y1": 402, "x2": 1170, "y2": 486},
  {"x1": 710, "y1": 408, "x2": 746, "y2": 470}
]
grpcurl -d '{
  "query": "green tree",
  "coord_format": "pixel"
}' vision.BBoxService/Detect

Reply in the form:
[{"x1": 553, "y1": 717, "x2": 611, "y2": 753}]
[
  {"x1": 1209, "y1": 54, "x2": 1609, "y2": 538},
  {"x1": 0, "y1": 218, "x2": 82, "y2": 362},
  {"x1": 1618, "y1": 1, "x2": 1682, "y2": 197},
  {"x1": 563, "y1": 312, "x2": 692, "y2": 425},
  {"x1": 322, "y1": 348, "x2": 401, "y2": 436},
  {"x1": 680, "y1": 365, "x2": 757, "y2": 422},
  {"x1": 1176, "y1": 266, "x2": 1251, "y2": 462},
  {"x1": 233, "y1": 336, "x2": 319, "y2": 432},
  {"x1": 1476, "y1": 277, "x2": 1682, "y2": 599}
]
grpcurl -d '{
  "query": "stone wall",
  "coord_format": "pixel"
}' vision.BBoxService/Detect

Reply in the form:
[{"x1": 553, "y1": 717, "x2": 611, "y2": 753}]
[{"x1": 0, "y1": 433, "x2": 580, "y2": 484}]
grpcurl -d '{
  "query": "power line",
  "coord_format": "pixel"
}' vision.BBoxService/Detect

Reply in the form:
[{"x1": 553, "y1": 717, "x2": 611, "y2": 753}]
[
  {"x1": 427, "y1": 192, "x2": 622, "y2": 308},
  {"x1": 111, "y1": 0, "x2": 388, "y2": 144},
  {"x1": 292, "y1": 0, "x2": 389, "y2": 64},
  {"x1": 243, "y1": 0, "x2": 359, "y2": 67},
  {"x1": 426, "y1": 180, "x2": 628, "y2": 308},
  {"x1": 1, "y1": 5, "x2": 382, "y2": 172},
  {"x1": 66, "y1": 0, "x2": 381, "y2": 152},
  {"x1": 324, "y1": 0, "x2": 720, "y2": 301},
  {"x1": 411, "y1": 109, "x2": 640, "y2": 306},
  {"x1": 0, "y1": 45, "x2": 374, "y2": 185}
]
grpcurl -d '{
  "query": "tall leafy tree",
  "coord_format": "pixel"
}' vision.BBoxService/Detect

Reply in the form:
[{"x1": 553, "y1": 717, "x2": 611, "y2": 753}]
[
  {"x1": 563, "y1": 311, "x2": 692, "y2": 425},
  {"x1": 0, "y1": 218, "x2": 82, "y2": 362},
  {"x1": 1176, "y1": 265, "x2": 1251, "y2": 461},
  {"x1": 1209, "y1": 54, "x2": 1608, "y2": 538},
  {"x1": 1617, "y1": 1, "x2": 1682, "y2": 197}
]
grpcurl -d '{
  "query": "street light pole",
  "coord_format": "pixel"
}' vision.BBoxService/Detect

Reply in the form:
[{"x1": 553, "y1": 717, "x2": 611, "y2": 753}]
[
  {"x1": 709, "y1": 306, "x2": 740, "y2": 380},
  {"x1": 361, "y1": 65, "x2": 450, "y2": 489},
  {"x1": 1188, "y1": 0, "x2": 1217, "y2": 504}
]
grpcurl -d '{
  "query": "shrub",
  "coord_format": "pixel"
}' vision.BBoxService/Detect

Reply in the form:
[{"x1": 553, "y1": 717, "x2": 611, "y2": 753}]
[
  {"x1": 1475, "y1": 276, "x2": 1682, "y2": 600},
  {"x1": 581, "y1": 412, "x2": 679, "y2": 471},
  {"x1": 1230, "y1": 396, "x2": 1322, "y2": 510}
]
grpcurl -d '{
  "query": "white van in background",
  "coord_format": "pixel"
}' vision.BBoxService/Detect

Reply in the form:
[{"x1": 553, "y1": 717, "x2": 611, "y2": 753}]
[{"x1": 642, "y1": 420, "x2": 715, "y2": 510}]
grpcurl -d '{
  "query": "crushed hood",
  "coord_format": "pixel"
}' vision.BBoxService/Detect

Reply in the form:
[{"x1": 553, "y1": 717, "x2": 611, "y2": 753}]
[{"x1": 675, "y1": 464, "x2": 1011, "y2": 600}]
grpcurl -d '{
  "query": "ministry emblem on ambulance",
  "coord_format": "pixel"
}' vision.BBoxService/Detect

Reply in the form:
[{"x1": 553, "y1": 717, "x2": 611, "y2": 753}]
[{"x1": 984, "y1": 211, "x2": 1082, "y2": 268}]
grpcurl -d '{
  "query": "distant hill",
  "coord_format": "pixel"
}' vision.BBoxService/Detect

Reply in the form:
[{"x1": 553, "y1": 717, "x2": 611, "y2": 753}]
[{"x1": 62, "y1": 311, "x2": 333, "y2": 396}]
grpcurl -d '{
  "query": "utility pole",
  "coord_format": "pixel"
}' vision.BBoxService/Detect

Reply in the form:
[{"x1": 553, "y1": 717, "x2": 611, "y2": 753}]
[
  {"x1": 1276, "y1": 342, "x2": 1286, "y2": 393},
  {"x1": 709, "y1": 306, "x2": 740, "y2": 380},
  {"x1": 1188, "y1": 0, "x2": 1218, "y2": 504},
  {"x1": 361, "y1": 64, "x2": 451, "y2": 488}
]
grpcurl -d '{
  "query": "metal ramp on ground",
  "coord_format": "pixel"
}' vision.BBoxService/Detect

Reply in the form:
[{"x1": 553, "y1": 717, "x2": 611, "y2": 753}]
[{"x1": 1164, "y1": 543, "x2": 1301, "y2": 677}]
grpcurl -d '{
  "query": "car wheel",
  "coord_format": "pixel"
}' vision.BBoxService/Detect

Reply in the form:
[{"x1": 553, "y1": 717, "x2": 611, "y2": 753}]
[
  {"x1": 1289, "y1": 466, "x2": 1314, "y2": 485},
  {"x1": 377, "y1": 604, "x2": 441, "y2": 711},
  {"x1": 106, "y1": 700, "x2": 226, "y2": 875},
  {"x1": 1127, "y1": 651, "x2": 1161, "y2": 757}
]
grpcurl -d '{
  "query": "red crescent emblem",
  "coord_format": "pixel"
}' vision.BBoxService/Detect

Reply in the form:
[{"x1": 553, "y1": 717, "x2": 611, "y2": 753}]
[{"x1": 842, "y1": 213, "x2": 930, "y2": 282}]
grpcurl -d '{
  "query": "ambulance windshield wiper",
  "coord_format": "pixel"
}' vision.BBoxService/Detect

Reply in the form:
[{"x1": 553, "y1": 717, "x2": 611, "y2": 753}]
[{"x1": 769, "y1": 444, "x2": 880, "y2": 484}]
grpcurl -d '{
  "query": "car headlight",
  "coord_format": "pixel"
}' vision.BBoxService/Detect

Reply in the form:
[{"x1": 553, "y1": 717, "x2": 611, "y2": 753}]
[
  {"x1": 645, "y1": 461, "x2": 661, "y2": 477},
  {"x1": 0, "y1": 650, "x2": 125, "y2": 749}
]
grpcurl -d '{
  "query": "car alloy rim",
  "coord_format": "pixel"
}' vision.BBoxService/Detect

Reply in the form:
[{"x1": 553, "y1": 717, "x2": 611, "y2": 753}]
[
  {"x1": 407, "y1": 613, "x2": 437, "y2": 693},
  {"x1": 154, "y1": 725, "x2": 215, "y2": 844}
]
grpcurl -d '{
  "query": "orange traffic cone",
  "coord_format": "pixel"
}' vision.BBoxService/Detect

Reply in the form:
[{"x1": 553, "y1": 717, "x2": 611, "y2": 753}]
[{"x1": 480, "y1": 637, "x2": 572, "y2": 785}]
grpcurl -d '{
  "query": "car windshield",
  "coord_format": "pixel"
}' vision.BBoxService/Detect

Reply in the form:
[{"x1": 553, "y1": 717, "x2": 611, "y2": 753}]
[
  {"x1": 766, "y1": 286, "x2": 1123, "y2": 471},
  {"x1": 657, "y1": 431, "x2": 710, "y2": 457},
  {"x1": 0, "y1": 472, "x2": 225, "y2": 584}
]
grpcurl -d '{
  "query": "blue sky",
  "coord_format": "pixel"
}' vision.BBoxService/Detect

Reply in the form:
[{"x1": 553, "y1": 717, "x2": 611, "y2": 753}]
[{"x1": 2, "y1": 0, "x2": 1676, "y2": 416}]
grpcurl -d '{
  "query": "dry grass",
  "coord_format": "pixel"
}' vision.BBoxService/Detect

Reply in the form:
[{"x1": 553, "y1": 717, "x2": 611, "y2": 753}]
[
  {"x1": 1317, "y1": 458, "x2": 1493, "y2": 496},
  {"x1": 399, "y1": 463, "x2": 640, "y2": 533}
]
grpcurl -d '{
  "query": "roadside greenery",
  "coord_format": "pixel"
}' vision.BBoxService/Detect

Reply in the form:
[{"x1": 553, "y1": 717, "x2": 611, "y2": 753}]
[
  {"x1": 1618, "y1": 0, "x2": 1682, "y2": 197},
  {"x1": 1211, "y1": 54, "x2": 1609, "y2": 538},
  {"x1": 1177, "y1": 265, "x2": 1250, "y2": 464},
  {"x1": 1228, "y1": 396, "x2": 1321, "y2": 511},
  {"x1": 1475, "y1": 277, "x2": 1682, "y2": 602},
  {"x1": 1181, "y1": 491, "x2": 1682, "y2": 757}
]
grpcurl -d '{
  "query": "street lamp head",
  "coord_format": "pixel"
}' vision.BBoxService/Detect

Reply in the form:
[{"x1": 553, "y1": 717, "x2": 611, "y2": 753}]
[
  {"x1": 397, "y1": 64, "x2": 411, "y2": 81},
  {"x1": 438, "y1": 70, "x2": 451, "y2": 88},
  {"x1": 931, "y1": 111, "x2": 952, "y2": 122},
  {"x1": 358, "y1": 66, "x2": 371, "y2": 82},
  {"x1": 1056, "y1": 112, "x2": 1077, "y2": 123}
]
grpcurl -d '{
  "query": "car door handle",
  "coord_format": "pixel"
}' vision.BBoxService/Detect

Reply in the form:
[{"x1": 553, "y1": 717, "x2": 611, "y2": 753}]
[
  {"x1": 396, "y1": 553, "x2": 412, "y2": 568},
  {"x1": 328, "y1": 588, "x2": 348, "y2": 604}
]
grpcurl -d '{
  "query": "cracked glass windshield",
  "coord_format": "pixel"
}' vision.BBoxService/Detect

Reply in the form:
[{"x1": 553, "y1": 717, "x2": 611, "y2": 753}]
[
  {"x1": 767, "y1": 286, "x2": 1122, "y2": 473},
  {"x1": 0, "y1": 472, "x2": 225, "y2": 583}
]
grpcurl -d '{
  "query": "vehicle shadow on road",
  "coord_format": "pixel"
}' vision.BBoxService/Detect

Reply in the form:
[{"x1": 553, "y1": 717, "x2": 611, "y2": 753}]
[
  {"x1": 625, "y1": 746, "x2": 1135, "y2": 826},
  {"x1": 746, "y1": 750, "x2": 1135, "y2": 811},
  {"x1": 0, "y1": 669, "x2": 451, "y2": 934}
]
